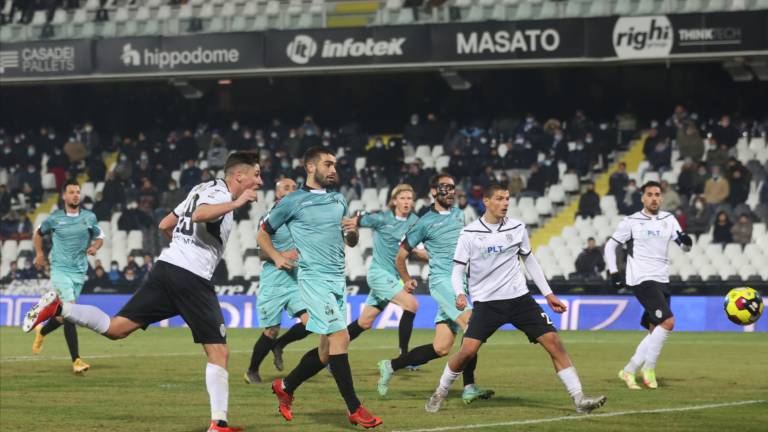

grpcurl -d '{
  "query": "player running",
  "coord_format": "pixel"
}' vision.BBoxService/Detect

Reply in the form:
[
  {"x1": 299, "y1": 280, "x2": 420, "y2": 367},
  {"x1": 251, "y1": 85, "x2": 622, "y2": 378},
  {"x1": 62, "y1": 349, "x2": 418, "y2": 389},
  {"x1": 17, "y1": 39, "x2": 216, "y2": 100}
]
[
  {"x1": 605, "y1": 180, "x2": 692, "y2": 390},
  {"x1": 341, "y1": 184, "x2": 423, "y2": 356},
  {"x1": 377, "y1": 173, "x2": 493, "y2": 404},
  {"x1": 31, "y1": 179, "x2": 104, "y2": 374},
  {"x1": 22, "y1": 152, "x2": 262, "y2": 432},
  {"x1": 244, "y1": 178, "x2": 311, "y2": 384},
  {"x1": 424, "y1": 184, "x2": 607, "y2": 414},
  {"x1": 263, "y1": 147, "x2": 382, "y2": 429}
]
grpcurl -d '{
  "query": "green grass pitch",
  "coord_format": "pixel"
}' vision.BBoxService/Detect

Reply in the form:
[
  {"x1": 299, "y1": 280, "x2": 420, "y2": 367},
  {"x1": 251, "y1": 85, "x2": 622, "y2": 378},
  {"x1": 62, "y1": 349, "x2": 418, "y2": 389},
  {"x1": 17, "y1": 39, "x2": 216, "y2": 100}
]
[{"x1": 1, "y1": 328, "x2": 766, "y2": 431}]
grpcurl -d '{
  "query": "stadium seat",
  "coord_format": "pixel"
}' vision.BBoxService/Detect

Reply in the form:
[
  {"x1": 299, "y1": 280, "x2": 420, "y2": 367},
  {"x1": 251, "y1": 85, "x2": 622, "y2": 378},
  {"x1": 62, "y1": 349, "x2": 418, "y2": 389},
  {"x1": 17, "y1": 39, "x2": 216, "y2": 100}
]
[
  {"x1": 562, "y1": 173, "x2": 580, "y2": 194},
  {"x1": 244, "y1": 256, "x2": 262, "y2": 279},
  {"x1": 535, "y1": 196, "x2": 553, "y2": 217},
  {"x1": 564, "y1": 0, "x2": 586, "y2": 17},
  {"x1": 547, "y1": 184, "x2": 565, "y2": 205},
  {"x1": 635, "y1": 0, "x2": 656, "y2": 15},
  {"x1": 538, "y1": 0, "x2": 558, "y2": 18},
  {"x1": 586, "y1": 0, "x2": 609, "y2": 15},
  {"x1": 41, "y1": 173, "x2": 57, "y2": 190}
]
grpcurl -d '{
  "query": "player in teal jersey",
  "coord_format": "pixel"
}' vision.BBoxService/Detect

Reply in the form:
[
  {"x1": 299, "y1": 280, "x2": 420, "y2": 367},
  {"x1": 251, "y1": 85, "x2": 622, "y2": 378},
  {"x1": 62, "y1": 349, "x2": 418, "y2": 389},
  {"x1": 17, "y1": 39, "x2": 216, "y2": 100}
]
[
  {"x1": 244, "y1": 178, "x2": 311, "y2": 384},
  {"x1": 261, "y1": 147, "x2": 382, "y2": 428},
  {"x1": 377, "y1": 173, "x2": 494, "y2": 404},
  {"x1": 341, "y1": 183, "x2": 426, "y2": 357},
  {"x1": 31, "y1": 179, "x2": 104, "y2": 373}
]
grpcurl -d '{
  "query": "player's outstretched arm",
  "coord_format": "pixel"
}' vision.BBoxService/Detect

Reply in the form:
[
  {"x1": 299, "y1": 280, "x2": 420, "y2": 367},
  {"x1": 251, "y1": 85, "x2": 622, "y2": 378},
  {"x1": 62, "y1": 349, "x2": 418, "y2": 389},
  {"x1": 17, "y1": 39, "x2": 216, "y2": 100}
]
[
  {"x1": 603, "y1": 238, "x2": 625, "y2": 289},
  {"x1": 158, "y1": 212, "x2": 179, "y2": 239},
  {"x1": 522, "y1": 254, "x2": 566, "y2": 313},
  {"x1": 192, "y1": 189, "x2": 257, "y2": 223}
]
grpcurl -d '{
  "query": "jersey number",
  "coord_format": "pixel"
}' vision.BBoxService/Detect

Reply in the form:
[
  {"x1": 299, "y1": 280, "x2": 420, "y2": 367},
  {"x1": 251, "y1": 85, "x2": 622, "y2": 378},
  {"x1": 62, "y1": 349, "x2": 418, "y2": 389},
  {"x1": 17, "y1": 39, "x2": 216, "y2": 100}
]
[
  {"x1": 176, "y1": 194, "x2": 199, "y2": 236},
  {"x1": 541, "y1": 312, "x2": 553, "y2": 325}
]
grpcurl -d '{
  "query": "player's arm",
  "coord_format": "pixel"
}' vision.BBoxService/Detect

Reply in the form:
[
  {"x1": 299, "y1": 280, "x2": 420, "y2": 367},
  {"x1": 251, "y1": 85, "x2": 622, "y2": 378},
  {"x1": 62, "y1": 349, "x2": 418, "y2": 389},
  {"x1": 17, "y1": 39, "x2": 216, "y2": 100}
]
[
  {"x1": 158, "y1": 212, "x2": 179, "y2": 239},
  {"x1": 257, "y1": 227, "x2": 295, "y2": 270},
  {"x1": 342, "y1": 217, "x2": 359, "y2": 247},
  {"x1": 410, "y1": 245, "x2": 429, "y2": 262},
  {"x1": 518, "y1": 230, "x2": 566, "y2": 313},
  {"x1": 452, "y1": 261, "x2": 468, "y2": 310},
  {"x1": 671, "y1": 218, "x2": 692, "y2": 252},
  {"x1": 604, "y1": 219, "x2": 631, "y2": 288},
  {"x1": 191, "y1": 189, "x2": 257, "y2": 223},
  {"x1": 395, "y1": 246, "x2": 417, "y2": 292},
  {"x1": 33, "y1": 226, "x2": 47, "y2": 269}
]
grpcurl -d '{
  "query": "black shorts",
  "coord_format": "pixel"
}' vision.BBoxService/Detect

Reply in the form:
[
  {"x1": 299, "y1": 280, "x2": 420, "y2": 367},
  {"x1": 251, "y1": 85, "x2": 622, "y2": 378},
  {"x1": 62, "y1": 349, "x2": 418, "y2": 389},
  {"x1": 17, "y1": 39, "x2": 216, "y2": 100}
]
[
  {"x1": 631, "y1": 280, "x2": 673, "y2": 329},
  {"x1": 117, "y1": 261, "x2": 226, "y2": 344},
  {"x1": 464, "y1": 293, "x2": 557, "y2": 344}
]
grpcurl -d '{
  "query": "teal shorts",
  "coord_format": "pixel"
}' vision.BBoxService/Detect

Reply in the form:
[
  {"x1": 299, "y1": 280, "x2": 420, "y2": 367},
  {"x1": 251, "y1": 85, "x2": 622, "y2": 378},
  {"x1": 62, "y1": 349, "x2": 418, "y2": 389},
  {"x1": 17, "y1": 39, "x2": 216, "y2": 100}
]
[
  {"x1": 51, "y1": 269, "x2": 86, "y2": 303},
  {"x1": 430, "y1": 277, "x2": 471, "y2": 334},
  {"x1": 257, "y1": 284, "x2": 307, "y2": 328},
  {"x1": 365, "y1": 267, "x2": 404, "y2": 310},
  {"x1": 298, "y1": 278, "x2": 347, "y2": 335}
]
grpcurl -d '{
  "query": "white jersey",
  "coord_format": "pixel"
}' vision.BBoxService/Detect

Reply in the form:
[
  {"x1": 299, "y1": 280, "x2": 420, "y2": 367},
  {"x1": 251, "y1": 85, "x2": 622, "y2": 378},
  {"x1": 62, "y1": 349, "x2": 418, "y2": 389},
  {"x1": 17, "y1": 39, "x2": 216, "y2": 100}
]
[
  {"x1": 453, "y1": 217, "x2": 531, "y2": 302},
  {"x1": 607, "y1": 210, "x2": 683, "y2": 286},
  {"x1": 159, "y1": 179, "x2": 234, "y2": 280}
]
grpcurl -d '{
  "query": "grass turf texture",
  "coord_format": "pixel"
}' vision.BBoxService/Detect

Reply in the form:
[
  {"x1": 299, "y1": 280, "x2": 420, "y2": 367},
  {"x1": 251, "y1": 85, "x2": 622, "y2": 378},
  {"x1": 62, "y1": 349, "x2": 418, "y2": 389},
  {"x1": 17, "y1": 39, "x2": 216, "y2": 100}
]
[{"x1": 1, "y1": 328, "x2": 766, "y2": 431}]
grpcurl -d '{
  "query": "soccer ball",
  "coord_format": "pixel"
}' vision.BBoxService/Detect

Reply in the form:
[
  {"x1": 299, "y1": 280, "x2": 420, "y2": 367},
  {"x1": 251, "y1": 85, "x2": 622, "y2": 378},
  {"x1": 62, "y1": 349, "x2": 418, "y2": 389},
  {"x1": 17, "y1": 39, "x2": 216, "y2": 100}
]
[{"x1": 723, "y1": 287, "x2": 764, "y2": 326}]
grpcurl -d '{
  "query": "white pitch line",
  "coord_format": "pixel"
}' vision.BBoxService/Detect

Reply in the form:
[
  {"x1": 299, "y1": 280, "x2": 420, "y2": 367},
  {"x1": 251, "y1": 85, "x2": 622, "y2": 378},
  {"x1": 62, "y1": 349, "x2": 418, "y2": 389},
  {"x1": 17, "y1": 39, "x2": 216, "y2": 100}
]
[{"x1": 392, "y1": 400, "x2": 767, "y2": 432}]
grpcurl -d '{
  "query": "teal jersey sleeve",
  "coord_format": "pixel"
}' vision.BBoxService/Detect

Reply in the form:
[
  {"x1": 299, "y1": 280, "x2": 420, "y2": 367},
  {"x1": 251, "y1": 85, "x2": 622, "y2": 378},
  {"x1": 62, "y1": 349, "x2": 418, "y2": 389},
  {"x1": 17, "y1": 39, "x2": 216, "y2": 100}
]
[
  {"x1": 359, "y1": 211, "x2": 386, "y2": 229},
  {"x1": 87, "y1": 212, "x2": 103, "y2": 239},
  {"x1": 262, "y1": 194, "x2": 295, "y2": 234},
  {"x1": 38, "y1": 214, "x2": 54, "y2": 235},
  {"x1": 404, "y1": 215, "x2": 429, "y2": 251}
]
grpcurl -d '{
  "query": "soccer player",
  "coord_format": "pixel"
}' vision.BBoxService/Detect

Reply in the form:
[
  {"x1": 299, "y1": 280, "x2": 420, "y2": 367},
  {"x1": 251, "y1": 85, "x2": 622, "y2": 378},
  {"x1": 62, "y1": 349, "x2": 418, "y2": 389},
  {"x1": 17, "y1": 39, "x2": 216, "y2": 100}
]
[
  {"x1": 262, "y1": 147, "x2": 382, "y2": 428},
  {"x1": 377, "y1": 173, "x2": 493, "y2": 404},
  {"x1": 244, "y1": 178, "x2": 311, "y2": 384},
  {"x1": 424, "y1": 184, "x2": 607, "y2": 414},
  {"x1": 341, "y1": 184, "x2": 423, "y2": 355},
  {"x1": 22, "y1": 152, "x2": 262, "y2": 432},
  {"x1": 30, "y1": 179, "x2": 104, "y2": 374},
  {"x1": 605, "y1": 180, "x2": 692, "y2": 390}
]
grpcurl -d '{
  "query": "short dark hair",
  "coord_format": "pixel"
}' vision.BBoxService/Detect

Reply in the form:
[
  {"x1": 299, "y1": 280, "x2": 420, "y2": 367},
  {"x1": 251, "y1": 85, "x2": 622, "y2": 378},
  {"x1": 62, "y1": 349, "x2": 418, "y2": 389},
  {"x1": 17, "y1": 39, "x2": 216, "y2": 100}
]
[
  {"x1": 224, "y1": 151, "x2": 260, "y2": 175},
  {"x1": 303, "y1": 146, "x2": 334, "y2": 167},
  {"x1": 483, "y1": 184, "x2": 508, "y2": 199},
  {"x1": 429, "y1": 172, "x2": 454, "y2": 188},
  {"x1": 61, "y1": 179, "x2": 80, "y2": 193},
  {"x1": 641, "y1": 181, "x2": 662, "y2": 193}
]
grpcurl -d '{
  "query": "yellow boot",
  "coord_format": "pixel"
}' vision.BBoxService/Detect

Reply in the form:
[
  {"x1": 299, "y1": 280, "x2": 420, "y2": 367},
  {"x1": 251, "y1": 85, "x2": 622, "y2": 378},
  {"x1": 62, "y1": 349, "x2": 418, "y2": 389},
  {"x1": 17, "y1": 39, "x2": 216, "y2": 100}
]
[
  {"x1": 31, "y1": 324, "x2": 45, "y2": 355},
  {"x1": 73, "y1": 358, "x2": 90, "y2": 374}
]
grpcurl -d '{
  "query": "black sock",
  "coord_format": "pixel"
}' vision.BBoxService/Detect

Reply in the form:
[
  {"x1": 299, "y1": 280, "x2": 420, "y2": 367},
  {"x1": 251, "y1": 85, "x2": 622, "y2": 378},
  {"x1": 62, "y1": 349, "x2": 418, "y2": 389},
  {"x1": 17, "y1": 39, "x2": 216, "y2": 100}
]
[
  {"x1": 391, "y1": 344, "x2": 440, "y2": 371},
  {"x1": 40, "y1": 317, "x2": 62, "y2": 336},
  {"x1": 463, "y1": 355, "x2": 478, "y2": 387},
  {"x1": 328, "y1": 354, "x2": 361, "y2": 413},
  {"x1": 346, "y1": 321, "x2": 366, "y2": 342},
  {"x1": 248, "y1": 333, "x2": 275, "y2": 372},
  {"x1": 63, "y1": 322, "x2": 79, "y2": 361},
  {"x1": 398, "y1": 310, "x2": 416, "y2": 354},
  {"x1": 274, "y1": 323, "x2": 311, "y2": 350},
  {"x1": 283, "y1": 348, "x2": 325, "y2": 394}
]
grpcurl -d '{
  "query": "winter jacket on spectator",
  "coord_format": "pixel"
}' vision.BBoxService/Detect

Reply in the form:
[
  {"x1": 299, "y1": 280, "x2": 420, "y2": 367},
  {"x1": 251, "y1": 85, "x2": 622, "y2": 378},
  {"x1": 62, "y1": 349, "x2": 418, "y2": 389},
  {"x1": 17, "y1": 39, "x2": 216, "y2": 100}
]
[
  {"x1": 704, "y1": 176, "x2": 730, "y2": 204},
  {"x1": 661, "y1": 183, "x2": 681, "y2": 211},
  {"x1": 525, "y1": 165, "x2": 547, "y2": 196},
  {"x1": 712, "y1": 213, "x2": 733, "y2": 244},
  {"x1": 677, "y1": 124, "x2": 704, "y2": 161},
  {"x1": 727, "y1": 171, "x2": 749, "y2": 206},
  {"x1": 64, "y1": 138, "x2": 87, "y2": 163},
  {"x1": 575, "y1": 247, "x2": 605, "y2": 277},
  {"x1": 706, "y1": 144, "x2": 730, "y2": 169},
  {"x1": 507, "y1": 175, "x2": 524, "y2": 197},
  {"x1": 180, "y1": 162, "x2": 202, "y2": 192},
  {"x1": 577, "y1": 186, "x2": 601, "y2": 218},
  {"x1": 609, "y1": 168, "x2": 629, "y2": 197},
  {"x1": 686, "y1": 199, "x2": 711, "y2": 236}
]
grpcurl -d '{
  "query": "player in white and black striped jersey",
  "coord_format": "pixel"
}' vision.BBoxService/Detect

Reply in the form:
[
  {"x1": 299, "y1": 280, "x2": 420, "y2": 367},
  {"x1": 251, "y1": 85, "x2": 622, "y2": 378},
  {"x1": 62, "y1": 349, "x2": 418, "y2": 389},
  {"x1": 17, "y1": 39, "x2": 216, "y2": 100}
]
[
  {"x1": 604, "y1": 180, "x2": 692, "y2": 390},
  {"x1": 424, "y1": 184, "x2": 607, "y2": 414}
]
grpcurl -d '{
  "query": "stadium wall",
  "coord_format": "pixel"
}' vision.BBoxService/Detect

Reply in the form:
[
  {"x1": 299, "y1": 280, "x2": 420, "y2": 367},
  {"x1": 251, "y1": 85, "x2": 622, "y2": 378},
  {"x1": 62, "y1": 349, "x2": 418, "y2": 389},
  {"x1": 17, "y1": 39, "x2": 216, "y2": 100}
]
[{"x1": 1, "y1": 294, "x2": 765, "y2": 332}]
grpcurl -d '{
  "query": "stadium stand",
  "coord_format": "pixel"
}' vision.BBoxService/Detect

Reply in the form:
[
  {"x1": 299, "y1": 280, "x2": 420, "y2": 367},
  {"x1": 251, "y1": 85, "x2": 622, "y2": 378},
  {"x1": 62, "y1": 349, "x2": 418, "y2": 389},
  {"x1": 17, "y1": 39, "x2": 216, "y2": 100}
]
[{"x1": 2, "y1": 0, "x2": 768, "y2": 42}]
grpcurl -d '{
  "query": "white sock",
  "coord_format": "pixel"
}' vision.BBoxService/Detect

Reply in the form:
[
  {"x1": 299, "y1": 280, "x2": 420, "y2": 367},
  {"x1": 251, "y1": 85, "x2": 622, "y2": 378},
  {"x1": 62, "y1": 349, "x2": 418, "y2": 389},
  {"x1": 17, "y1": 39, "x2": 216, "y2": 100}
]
[
  {"x1": 60, "y1": 303, "x2": 110, "y2": 334},
  {"x1": 557, "y1": 366, "x2": 583, "y2": 403},
  {"x1": 437, "y1": 363, "x2": 460, "y2": 396},
  {"x1": 206, "y1": 363, "x2": 229, "y2": 422},
  {"x1": 624, "y1": 334, "x2": 652, "y2": 373},
  {"x1": 644, "y1": 326, "x2": 670, "y2": 370}
]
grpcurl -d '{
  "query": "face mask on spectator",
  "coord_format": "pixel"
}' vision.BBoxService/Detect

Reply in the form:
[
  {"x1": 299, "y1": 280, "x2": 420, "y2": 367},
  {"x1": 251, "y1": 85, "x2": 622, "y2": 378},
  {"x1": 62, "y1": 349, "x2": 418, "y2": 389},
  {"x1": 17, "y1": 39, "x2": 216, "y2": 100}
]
[
  {"x1": 27, "y1": 147, "x2": 35, "y2": 156},
  {"x1": 231, "y1": 122, "x2": 239, "y2": 131},
  {"x1": 83, "y1": 203, "x2": 93, "y2": 210},
  {"x1": 270, "y1": 132, "x2": 278, "y2": 139},
  {"x1": 281, "y1": 161, "x2": 290, "y2": 169},
  {"x1": 169, "y1": 143, "x2": 176, "y2": 150},
  {"x1": 695, "y1": 202, "x2": 704, "y2": 210},
  {"x1": 585, "y1": 138, "x2": 593, "y2": 144},
  {"x1": 650, "y1": 120, "x2": 659, "y2": 128},
  {"x1": 375, "y1": 140, "x2": 383, "y2": 148},
  {"x1": 3, "y1": 147, "x2": 11, "y2": 154},
  {"x1": 48, "y1": 133, "x2": 55, "y2": 140},
  {"x1": 554, "y1": 133, "x2": 563, "y2": 141},
  {"x1": 410, "y1": 115, "x2": 419, "y2": 126},
  {"x1": 243, "y1": 132, "x2": 252, "y2": 139},
  {"x1": 84, "y1": 124, "x2": 93, "y2": 133},
  {"x1": 27, "y1": 166, "x2": 35, "y2": 173},
  {"x1": 120, "y1": 155, "x2": 127, "y2": 162},
  {"x1": 168, "y1": 183, "x2": 176, "y2": 190},
  {"x1": 480, "y1": 137, "x2": 487, "y2": 144},
  {"x1": 289, "y1": 131, "x2": 296, "y2": 139}
]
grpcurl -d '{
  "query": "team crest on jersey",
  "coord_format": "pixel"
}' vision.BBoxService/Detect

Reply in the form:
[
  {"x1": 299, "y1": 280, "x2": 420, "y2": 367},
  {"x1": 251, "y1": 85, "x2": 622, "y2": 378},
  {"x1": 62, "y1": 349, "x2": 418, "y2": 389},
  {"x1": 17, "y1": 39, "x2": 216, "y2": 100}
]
[
  {"x1": 506, "y1": 233, "x2": 514, "y2": 242},
  {"x1": 219, "y1": 324, "x2": 226, "y2": 337},
  {"x1": 324, "y1": 304, "x2": 334, "y2": 316}
]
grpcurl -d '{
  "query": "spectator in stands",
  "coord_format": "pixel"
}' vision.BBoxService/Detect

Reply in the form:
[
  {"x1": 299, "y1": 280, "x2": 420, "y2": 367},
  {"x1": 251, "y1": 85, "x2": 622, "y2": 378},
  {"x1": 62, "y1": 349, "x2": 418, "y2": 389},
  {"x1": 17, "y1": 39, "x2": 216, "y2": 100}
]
[
  {"x1": 180, "y1": 159, "x2": 202, "y2": 192},
  {"x1": 64, "y1": 135, "x2": 87, "y2": 165},
  {"x1": 107, "y1": 260, "x2": 122, "y2": 283},
  {"x1": 677, "y1": 121, "x2": 704, "y2": 161},
  {"x1": 704, "y1": 166, "x2": 730, "y2": 206},
  {"x1": 404, "y1": 113, "x2": 426, "y2": 145},
  {"x1": 0, "y1": 209, "x2": 32, "y2": 241},
  {"x1": 686, "y1": 196, "x2": 711, "y2": 237},
  {"x1": 1, "y1": 260, "x2": 24, "y2": 283},
  {"x1": 284, "y1": 129, "x2": 302, "y2": 159},
  {"x1": 114, "y1": 153, "x2": 133, "y2": 181},
  {"x1": 17, "y1": 163, "x2": 43, "y2": 203},
  {"x1": 88, "y1": 266, "x2": 110, "y2": 287},
  {"x1": 677, "y1": 159, "x2": 702, "y2": 199},
  {"x1": 92, "y1": 192, "x2": 111, "y2": 222},
  {"x1": 523, "y1": 162, "x2": 547, "y2": 197},
  {"x1": 643, "y1": 127, "x2": 660, "y2": 160},
  {"x1": 706, "y1": 141, "x2": 730, "y2": 169},
  {"x1": 403, "y1": 160, "x2": 430, "y2": 199},
  {"x1": 649, "y1": 138, "x2": 672, "y2": 171},
  {"x1": 475, "y1": 166, "x2": 497, "y2": 189},
  {"x1": 577, "y1": 181, "x2": 601, "y2": 219},
  {"x1": 0, "y1": 184, "x2": 10, "y2": 216},
  {"x1": 550, "y1": 129, "x2": 568, "y2": 162},
  {"x1": 731, "y1": 214, "x2": 753, "y2": 246},
  {"x1": 102, "y1": 171, "x2": 126, "y2": 211},
  {"x1": 666, "y1": 105, "x2": 689, "y2": 133},
  {"x1": 424, "y1": 112, "x2": 447, "y2": 144},
  {"x1": 117, "y1": 201, "x2": 153, "y2": 231},
  {"x1": 619, "y1": 179, "x2": 642, "y2": 215},
  {"x1": 566, "y1": 139, "x2": 590, "y2": 177},
  {"x1": 713, "y1": 211, "x2": 733, "y2": 244},
  {"x1": 758, "y1": 181, "x2": 768, "y2": 223},
  {"x1": 609, "y1": 162, "x2": 629, "y2": 198},
  {"x1": 207, "y1": 138, "x2": 228, "y2": 170},
  {"x1": 1, "y1": 142, "x2": 15, "y2": 169},
  {"x1": 574, "y1": 237, "x2": 605, "y2": 279},
  {"x1": 712, "y1": 115, "x2": 740, "y2": 149},
  {"x1": 87, "y1": 153, "x2": 106, "y2": 183},
  {"x1": 727, "y1": 168, "x2": 749, "y2": 207},
  {"x1": 660, "y1": 180, "x2": 681, "y2": 212},
  {"x1": 133, "y1": 156, "x2": 153, "y2": 188},
  {"x1": 455, "y1": 188, "x2": 478, "y2": 224},
  {"x1": 159, "y1": 179, "x2": 186, "y2": 213},
  {"x1": 138, "y1": 178, "x2": 159, "y2": 211},
  {"x1": 467, "y1": 185, "x2": 486, "y2": 215},
  {"x1": 341, "y1": 175, "x2": 363, "y2": 203},
  {"x1": 23, "y1": 143, "x2": 42, "y2": 170},
  {"x1": 507, "y1": 173, "x2": 524, "y2": 198},
  {"x1": 123, "y1": 267, "x2": 138, "y2": 286},
  {"x1": 140, "y1": 254, "x2": 154, "y2": 277}
]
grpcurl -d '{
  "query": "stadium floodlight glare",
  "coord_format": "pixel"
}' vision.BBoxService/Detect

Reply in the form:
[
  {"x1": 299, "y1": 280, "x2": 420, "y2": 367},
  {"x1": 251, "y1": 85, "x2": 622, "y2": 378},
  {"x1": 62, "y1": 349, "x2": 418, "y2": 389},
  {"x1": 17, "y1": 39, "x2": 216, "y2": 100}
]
[{"x1": 439, "y1": 69, "x2": 472, "y2": 91}]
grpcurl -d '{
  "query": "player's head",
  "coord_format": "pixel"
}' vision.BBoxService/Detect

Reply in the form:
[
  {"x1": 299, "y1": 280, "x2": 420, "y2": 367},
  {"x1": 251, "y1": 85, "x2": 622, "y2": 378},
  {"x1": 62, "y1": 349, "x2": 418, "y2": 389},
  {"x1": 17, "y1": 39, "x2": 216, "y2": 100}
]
[
  {"x1": 640, "y1": 181, "x2": 662, "y2": 214},
  {"x1": 224, "y1": 152, "x2": 263, "y2": 198},
  {"x1": 429, "y1": 173, "x2": 455, "y2": 208},
  {"x1": 303, "y1": 146, "x2": 337, "y2": 187},
  {"x1": 275, "y1": 178, "x2": 298, "y2": 200},
  {"x1": 61, "y1": 179, "x2": 81, "y2": 210},
  {"x1": 388, "y1": 183, "x2": 414, "y2": 215},
  {"x1": 482, "y1": 184, "x2": 509, "y2": 219}
]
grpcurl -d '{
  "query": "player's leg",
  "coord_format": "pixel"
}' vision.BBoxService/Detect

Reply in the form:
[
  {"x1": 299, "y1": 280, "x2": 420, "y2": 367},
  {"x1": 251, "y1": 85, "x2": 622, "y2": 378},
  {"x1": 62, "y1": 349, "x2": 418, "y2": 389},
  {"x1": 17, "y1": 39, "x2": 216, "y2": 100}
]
[
  {"x1": 426, "y1": 337, "x2": 482, "y2": 412},
  {"x1": 271, "y1": 311, "x2": 310, "y2": 372},
  {"x1": 390, "y1": 290, "x2": 419, "y2": 355},
  {"x1": 633, "y1": 283, "x2": 674, "y2": 389},
  {"x1": 245, "y1": 325, "x2": 279, "y2": 384},
  {"x1": 66, "y1": 273, "x2": 89, "y2": 373},
  {"x1": 347, "y1": 304, "x2": 381, "y2": 341},
  {"x1": 619, "y1": 313, "x2": 652, "y2": 390},
  {"x1": 248, "y1": 287, "x2": 286, "y2": 383}
]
